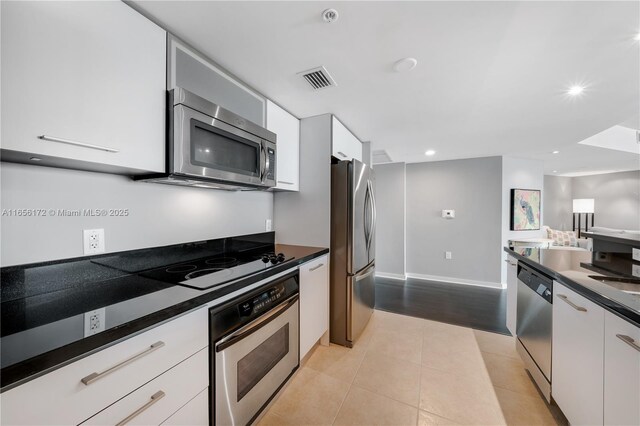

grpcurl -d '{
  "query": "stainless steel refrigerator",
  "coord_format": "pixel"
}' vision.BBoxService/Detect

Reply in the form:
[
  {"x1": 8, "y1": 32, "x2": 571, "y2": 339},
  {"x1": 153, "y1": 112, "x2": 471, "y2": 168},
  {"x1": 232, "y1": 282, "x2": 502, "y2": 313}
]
[{"x1": 330, "y1": 159, "x2": 376, "y2": 347}]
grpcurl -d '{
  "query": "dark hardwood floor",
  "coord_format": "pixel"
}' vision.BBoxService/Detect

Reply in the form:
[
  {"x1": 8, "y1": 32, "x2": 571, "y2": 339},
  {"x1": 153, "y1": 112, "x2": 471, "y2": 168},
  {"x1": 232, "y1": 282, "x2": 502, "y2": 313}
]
[{"x1": 375, "y1": 277, "x2": 510, "y2": 335}]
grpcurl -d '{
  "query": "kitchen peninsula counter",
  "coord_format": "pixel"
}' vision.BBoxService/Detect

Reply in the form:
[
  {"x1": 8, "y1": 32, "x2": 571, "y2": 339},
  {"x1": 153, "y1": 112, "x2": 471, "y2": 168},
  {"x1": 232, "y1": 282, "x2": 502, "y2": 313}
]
[{"x1": 505, "y1": 247, "x2": 640, "y2": 328}]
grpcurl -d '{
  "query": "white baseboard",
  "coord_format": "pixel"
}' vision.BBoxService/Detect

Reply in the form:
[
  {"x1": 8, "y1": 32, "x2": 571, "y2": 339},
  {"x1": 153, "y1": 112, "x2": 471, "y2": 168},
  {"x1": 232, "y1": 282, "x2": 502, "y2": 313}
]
[
  {"x1": 404, "y1": 272, "x2": 505, "y2": 289},
  {"x1": 375, "y1": 272, "x2": 407, "y2": 281}
]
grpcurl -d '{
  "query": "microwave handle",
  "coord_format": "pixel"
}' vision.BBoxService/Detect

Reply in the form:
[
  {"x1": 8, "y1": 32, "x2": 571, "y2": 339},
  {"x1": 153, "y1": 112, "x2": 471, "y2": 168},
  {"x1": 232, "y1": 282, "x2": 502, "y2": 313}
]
[
  {"x1": 263, "y1": 145, "x2": 271, "y2": 183},
  {"x1": 259, "y1": 144, "x2": 267, "y2": 182}
]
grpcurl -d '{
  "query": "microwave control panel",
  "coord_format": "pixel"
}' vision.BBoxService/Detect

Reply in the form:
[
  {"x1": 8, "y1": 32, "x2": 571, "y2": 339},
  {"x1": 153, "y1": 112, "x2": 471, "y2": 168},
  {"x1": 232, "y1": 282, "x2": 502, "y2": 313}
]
[{"x1": 266, "y1": 148, "x2": 275, "y2": 180}]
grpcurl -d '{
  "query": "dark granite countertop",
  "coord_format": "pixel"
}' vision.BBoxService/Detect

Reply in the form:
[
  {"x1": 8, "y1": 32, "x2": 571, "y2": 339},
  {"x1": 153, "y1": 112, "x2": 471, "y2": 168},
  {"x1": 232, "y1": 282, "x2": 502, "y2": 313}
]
[
  {"x1": 0, "y1": 232, "x2": 328, "y2": 392},
  {"x1": 504, "y1": 246, "x2": 640, "y2": 328}
]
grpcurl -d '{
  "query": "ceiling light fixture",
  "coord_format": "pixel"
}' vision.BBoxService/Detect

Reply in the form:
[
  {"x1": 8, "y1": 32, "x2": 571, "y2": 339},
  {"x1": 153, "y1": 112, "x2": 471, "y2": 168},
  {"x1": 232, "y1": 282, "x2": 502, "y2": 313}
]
[
  {"x1": 553, "y1": 170, "x2": 558, "y2": 173},
  {"x1": 552, "y1": 150, "x2": 559, "y2": 154},
  {"x1": 634, "y1": 32, "x2": 640, "y2": 41},
  {"x1": 425, "y1": 150, "x2": 436, "y2": 156},
  {"x1": 394, "y1": 57, "x2": 418, "y2": 72},
  {"x1": 567, "y1": 85, "x2": 585, "y2": 96}
]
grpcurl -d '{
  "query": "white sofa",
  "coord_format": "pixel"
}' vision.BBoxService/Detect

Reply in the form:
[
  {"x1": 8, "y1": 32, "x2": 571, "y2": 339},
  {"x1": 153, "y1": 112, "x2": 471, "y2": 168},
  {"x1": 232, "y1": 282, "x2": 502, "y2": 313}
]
[{"x1": 542, "y1": 225, "x2": 592, "y2": 251}]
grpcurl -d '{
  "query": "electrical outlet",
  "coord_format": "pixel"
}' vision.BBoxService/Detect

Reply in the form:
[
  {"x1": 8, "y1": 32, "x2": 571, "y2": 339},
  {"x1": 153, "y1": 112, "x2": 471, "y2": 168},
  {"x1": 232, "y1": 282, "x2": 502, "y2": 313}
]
[
  {"x1": 84, "y1": 308, "x2": 106, "y2": 337},
  {"x1": 445, "y1": 251, "x2": 452, "y2": 260},
  {"x1": 265, "y1": 219, "x2": 272, "y2": 232},
  {"x1": 83, "y1": 229, "x2": 105, "y2": 255}
]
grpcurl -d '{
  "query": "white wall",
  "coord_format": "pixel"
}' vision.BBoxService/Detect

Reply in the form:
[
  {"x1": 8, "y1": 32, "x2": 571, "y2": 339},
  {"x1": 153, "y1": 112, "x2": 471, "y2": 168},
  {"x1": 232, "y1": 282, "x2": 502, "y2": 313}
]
[
  {"x1": 544, "y1": 175, "x2": 573, "y2": 230},
  {"x1": 501, "y1": 156, "x2": 545, "y2": 282},
  {"x1": 373, "y1": 162, "x2": 406, "y2": 278},
  {"x1": 572, "y1": 170, "x2": 640, "y2": 230},
  {"x1": 0, "y1": 162, "x2": 273, "y2": 266},
  {"x1": 406, "y1": 157, "x2": 503, "y2": 287},
  {"x1": 274, "y1": 114, "x2": 332, "y2": 247}
]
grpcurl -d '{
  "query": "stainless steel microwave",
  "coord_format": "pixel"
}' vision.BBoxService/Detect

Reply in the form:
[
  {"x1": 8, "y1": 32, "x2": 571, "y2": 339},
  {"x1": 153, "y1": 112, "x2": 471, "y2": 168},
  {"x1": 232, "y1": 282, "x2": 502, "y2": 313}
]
[{"x1": 136, "y1": 87, "x2": 276, "y2": 190}]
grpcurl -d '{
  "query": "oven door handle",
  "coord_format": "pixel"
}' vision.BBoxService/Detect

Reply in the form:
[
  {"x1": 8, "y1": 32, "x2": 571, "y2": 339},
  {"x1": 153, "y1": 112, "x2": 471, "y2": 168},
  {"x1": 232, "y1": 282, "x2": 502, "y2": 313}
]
[{"x1": 215, "y1": 294, "x2": 299, "y2": 352}]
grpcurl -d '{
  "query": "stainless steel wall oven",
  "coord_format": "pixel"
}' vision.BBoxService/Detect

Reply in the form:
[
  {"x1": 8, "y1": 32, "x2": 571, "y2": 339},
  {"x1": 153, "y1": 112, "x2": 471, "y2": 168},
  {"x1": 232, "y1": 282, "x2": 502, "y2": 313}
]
[{"x1": 210, "y1": 271, "x2": 299, "y2": 425}]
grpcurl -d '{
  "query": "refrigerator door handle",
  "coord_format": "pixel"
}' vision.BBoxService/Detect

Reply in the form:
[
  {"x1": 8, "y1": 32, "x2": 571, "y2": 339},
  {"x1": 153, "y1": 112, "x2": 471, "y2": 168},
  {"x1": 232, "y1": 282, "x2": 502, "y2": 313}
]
[
  {"x1": 366, "y1": 180, "x2": 376, "y2": 252},
  {"x1": 363, "y1": 184, "x2": 371, "y2": 250},
  {"x1": 369, "y1": 181, "x2": 378, "y2": 246},
  {"x1": 355, "y1": 263, "x2": 376, "y2": 281}
]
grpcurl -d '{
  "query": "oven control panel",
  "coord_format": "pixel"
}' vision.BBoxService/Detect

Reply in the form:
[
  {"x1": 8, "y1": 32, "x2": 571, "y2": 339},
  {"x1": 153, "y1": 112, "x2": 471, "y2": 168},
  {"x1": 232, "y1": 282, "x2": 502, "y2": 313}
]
[
  {"x1": 238, "y1": 283, "x2": 286, "y2": 317},
  {"x1": 210, "y1": 271, "x2": 299, "y2": 344}
]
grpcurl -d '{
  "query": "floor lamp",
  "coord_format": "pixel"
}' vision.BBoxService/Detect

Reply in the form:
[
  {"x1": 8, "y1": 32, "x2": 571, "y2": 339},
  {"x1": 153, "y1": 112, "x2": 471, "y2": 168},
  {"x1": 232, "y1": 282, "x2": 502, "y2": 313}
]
[{"x1": 573, "y1": 198, "x2": 595, "y2": 238}]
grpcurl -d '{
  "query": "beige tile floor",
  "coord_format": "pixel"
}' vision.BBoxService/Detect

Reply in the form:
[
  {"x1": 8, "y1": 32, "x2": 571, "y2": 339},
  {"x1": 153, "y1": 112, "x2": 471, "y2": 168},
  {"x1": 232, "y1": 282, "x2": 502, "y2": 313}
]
[{"x1": 258, "y1": 309, "x2": 566, "y2": 426}]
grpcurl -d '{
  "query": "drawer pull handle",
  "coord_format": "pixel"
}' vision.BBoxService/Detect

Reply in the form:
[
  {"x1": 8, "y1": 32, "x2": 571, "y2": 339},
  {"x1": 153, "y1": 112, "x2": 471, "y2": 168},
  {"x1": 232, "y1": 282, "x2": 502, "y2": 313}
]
[
  {"x1": 557, "y1": 294, "x2": 587, "y2": 312},
  {"x1": 310, "y1": 263, "x2": 325, "y2": 272},
  {"x1": 38, "y1": 135, "x2": 119, "y2": 153},
  {"x1": 116, "y1": 390, "x2": 165, "y2": 426},
  {"x1": 616, "y1": 334, "x2": 640, "y2": 353},
  {"x1": 81, "y1": 341, "x2": 165, "y2": 385},
  {"x1": 277, "y1": 180, "x2": 294, "y2": 185},
  {"x1": 337, "y1": 151, "x2": 347, "y2": 158}
]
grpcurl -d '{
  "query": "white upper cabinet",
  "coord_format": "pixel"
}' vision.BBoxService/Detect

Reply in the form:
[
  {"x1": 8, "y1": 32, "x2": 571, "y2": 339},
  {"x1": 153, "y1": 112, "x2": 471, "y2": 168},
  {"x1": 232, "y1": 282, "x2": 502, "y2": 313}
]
[
  {"x1": 552, "y1": 281, "x2": 604, "y2": 426},
  {"x1": 332, "y1": 117, "x2": 362, "y2": 162},
  {"x1": 168, "y1": 36, "x2": 265, "y2": 127},
  {"x1": 1, "y1": 1, "x2": 166, "y2": 174},
  {"x1": 604, "y1": 311, "x2": 640, "y2": 426},
  {"x1": 266, "y1": 100, "x2": 300, "y2": 191}
]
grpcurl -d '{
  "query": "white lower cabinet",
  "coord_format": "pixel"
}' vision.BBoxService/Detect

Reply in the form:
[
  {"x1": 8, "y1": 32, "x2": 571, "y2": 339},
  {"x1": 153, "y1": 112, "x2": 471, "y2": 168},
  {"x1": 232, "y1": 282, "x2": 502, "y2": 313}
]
[
  {"x1": 299, "y1": 255, "x2": 329, "y2": 359},
  {"x1": 82, "y1": 349, "x2": 208, "y2": 425},
  {"x1": 604, "y1": 311, "x2": 640, "y2": 426},
  {"x1": 161, "y1": 388, "x2": 209, "y2": 426},
  {"x1": 0, "y1": 308, "x2": 208, "y2": 425},
  {"x1": 505, "y1": 256, "x2": 518, "y2": 336},
  {"x1": 552, "y1": 281, "x2": 604, "y2": 425}
]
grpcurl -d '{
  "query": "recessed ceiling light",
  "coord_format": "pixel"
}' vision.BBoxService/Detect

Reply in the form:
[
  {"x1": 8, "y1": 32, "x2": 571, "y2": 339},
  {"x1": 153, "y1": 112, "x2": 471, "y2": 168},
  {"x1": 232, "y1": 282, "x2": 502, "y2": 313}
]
[
  {"x1": 394, "y1": 57, "x2": 418, "y2": 72},
  {"x1": 553, "y1": 170, "x2": 558, "y2": 173},
  {"x1": 567, "y1": 85, "x2": 585, "y2": 96},
  {"x1": 425, "y1": 150, "x2": 436, "y2": 156},
  {"x1": 634, "y1": 32, "x2": 640, "y2": 41},
  {"x1": 552, "y1": 150, "x2": 560, "y2": 154}
]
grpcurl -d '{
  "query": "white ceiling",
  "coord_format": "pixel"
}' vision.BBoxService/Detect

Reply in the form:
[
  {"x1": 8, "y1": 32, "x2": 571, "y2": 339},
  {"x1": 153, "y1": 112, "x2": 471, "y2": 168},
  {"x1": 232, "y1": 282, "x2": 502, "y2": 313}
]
[{"x1": 133, "y1": 1, "x2": 640, "y2": 173}]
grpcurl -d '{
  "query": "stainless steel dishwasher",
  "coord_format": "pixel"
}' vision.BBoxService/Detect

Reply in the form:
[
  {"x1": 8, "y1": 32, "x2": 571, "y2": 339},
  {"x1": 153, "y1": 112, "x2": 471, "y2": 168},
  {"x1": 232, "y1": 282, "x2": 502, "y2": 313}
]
[{"x1": 516, "y1": 263, "x2": 553, "y2": 402}]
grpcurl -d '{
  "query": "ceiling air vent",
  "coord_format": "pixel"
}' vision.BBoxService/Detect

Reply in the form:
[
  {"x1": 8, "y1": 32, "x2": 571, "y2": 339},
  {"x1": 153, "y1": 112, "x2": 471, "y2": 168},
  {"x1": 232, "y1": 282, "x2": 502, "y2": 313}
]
[
  {"x1": 372, "y1": 150, "x2": 393, "y2": 164},
  {"x1": 298, "y1": 66, "x2": 337, "y2": 90}
]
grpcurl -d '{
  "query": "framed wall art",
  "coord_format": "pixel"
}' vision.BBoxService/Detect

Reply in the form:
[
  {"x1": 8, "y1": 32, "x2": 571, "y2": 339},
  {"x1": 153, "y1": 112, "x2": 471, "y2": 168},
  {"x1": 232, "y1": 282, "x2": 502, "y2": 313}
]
[{"x1": 510, "y1": 189, "x2": 541, "y2": 231}]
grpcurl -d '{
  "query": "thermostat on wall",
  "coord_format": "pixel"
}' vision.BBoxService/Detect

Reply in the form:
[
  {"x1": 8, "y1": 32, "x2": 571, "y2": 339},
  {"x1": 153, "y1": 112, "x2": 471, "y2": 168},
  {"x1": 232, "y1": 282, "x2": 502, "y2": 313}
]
[{"x1": 442, "y1": 210, "x2": 455, "y2": 219}]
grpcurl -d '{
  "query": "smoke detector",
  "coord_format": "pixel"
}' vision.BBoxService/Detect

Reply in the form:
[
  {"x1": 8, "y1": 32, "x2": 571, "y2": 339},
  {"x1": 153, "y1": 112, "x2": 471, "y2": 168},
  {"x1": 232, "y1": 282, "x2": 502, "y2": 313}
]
[
  {"x1": 322, "y1": 8, "x2": 339, "y2": 23},
  {"x1": 298, "y1": 66, "x2": 337, "y2": 90}
]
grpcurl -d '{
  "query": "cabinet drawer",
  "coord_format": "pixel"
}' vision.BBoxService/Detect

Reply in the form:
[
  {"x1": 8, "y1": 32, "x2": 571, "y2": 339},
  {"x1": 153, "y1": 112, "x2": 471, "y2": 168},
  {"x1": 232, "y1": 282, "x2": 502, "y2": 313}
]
[
  {"x1": 1, "y1": 308, "x2": 207, "y2": 425},
  {"x1": 83, "y1": 348, "x2": 208, "y2": 426},
  {"x1": 604, "y1": 311, "x2": 640, "y2": 426},
  {"x1": 161, "y1": 387, "x2": 209, "y2": 426}
]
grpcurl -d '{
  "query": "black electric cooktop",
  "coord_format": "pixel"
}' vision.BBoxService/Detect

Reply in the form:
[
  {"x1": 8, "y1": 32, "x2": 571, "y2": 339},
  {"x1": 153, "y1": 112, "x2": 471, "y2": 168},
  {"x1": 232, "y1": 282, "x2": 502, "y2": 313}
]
[{"x1": 139, "y1": 252, "x2": 294, "y2": 290}]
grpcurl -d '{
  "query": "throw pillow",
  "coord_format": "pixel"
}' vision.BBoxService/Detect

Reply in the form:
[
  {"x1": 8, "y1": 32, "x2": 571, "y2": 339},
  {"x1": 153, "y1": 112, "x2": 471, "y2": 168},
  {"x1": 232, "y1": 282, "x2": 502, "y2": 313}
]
[{"x1": 547, "y1": 228, "x2": 578, "y2": 247}]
